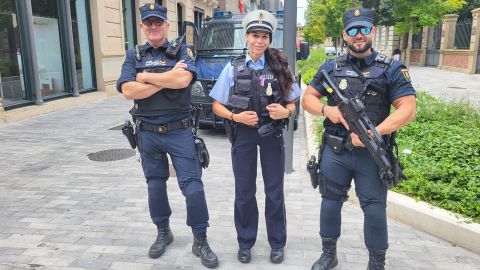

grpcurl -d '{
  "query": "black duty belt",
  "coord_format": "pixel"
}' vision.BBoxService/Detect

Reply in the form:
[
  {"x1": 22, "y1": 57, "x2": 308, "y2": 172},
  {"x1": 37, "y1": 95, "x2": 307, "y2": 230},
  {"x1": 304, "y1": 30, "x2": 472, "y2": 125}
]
[{"x1": 139, "y1": 118, "x2": 192, "y2": 134}]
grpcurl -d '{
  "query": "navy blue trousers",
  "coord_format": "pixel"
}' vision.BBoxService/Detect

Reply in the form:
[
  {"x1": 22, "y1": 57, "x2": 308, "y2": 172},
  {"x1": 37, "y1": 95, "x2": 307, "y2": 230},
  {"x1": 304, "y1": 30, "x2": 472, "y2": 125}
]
[
  {"x1": 232, "y1": 125, "x2": 286, "y2": 249},
  {"x1": 137, "y1": 127, "x2": 209, "y2": 235},
  {"x1": 319, "y1": 144, "x2": 388, "y2": 251}
]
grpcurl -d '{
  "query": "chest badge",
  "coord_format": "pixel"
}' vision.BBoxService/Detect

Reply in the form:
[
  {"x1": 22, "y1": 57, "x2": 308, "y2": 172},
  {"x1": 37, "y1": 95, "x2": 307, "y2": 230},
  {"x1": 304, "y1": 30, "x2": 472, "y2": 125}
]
[
  {"x1": 266, "y1": 83, "x2": 273, "y2": 96},
  {"x1": 338, "y1": 79, "x2": 348, "y2": 90}
]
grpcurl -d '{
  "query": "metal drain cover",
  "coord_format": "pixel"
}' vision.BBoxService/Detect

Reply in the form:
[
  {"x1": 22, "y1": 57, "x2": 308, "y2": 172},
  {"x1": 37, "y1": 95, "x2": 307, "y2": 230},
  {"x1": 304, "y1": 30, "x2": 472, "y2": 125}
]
[{"x1": 88, "y1": 149, "x2": 136, "y2": 162}]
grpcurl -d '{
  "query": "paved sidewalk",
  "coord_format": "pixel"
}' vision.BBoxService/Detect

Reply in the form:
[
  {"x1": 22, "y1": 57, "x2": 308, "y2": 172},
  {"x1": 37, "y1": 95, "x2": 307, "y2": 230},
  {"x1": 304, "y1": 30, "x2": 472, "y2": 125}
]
[
  {"x1": 409, "y1": 66, "x2": 480, "y2": 109},
  {"x1": 0, "y1": 94, "x2": 479, "y2": 269}
]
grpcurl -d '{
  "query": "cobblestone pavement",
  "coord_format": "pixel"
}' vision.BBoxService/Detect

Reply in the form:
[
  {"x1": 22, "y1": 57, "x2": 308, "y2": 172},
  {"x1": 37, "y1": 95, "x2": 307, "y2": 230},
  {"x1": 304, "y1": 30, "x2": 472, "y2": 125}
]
[{"x1": 0, "y1": 95, "x2": 479, "y2": 270}]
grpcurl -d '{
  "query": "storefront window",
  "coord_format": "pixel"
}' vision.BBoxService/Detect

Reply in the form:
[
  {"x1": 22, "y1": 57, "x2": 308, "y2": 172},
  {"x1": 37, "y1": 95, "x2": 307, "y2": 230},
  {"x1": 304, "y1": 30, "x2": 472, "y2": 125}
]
[
  {"x1": 71, "y1": 0, "x2": 94, "y2": 90},
  {"x1": 31, "y1": 0, "x2": 66, "y2": 97},
  {"x1": 0, "y1": 0, "x2": 26, "y2": 106},
  {"x1": 122, "y1": 0, "x2": 136, "y2": 50}
]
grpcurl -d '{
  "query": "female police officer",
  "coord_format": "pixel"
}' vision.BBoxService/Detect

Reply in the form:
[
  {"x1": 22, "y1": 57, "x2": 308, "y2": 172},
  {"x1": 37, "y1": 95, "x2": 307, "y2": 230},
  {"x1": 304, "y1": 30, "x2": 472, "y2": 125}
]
[
  {"x1": 116, "y1": 3, "x2": 218, "y2": 268},
  {"x1": 209, "y1": 10, "x2": 301, "y2": 264}
]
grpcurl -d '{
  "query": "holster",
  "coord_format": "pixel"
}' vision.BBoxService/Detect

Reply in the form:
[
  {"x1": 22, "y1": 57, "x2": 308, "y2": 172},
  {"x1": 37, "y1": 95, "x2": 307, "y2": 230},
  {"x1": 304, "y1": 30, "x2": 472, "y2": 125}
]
[
  {"x1": 224, "y1": 119, "x2": 237, "y2": 143},
  {"x1": 385, "y1": 132, "x2": 406, "y2": 188},
  {"x1": 122, "y1": 120, "x2": 137, "y2": 149},
  {"x1": 194, "y1": 136, "x2": 210, "y2": 169}
]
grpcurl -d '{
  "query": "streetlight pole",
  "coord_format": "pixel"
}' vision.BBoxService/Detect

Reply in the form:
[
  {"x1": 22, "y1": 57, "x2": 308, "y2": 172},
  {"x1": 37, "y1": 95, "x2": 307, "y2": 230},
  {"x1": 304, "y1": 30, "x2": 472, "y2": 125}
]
[{"x1": 283, "y1": 0, "x2": 296, "y2": 173}]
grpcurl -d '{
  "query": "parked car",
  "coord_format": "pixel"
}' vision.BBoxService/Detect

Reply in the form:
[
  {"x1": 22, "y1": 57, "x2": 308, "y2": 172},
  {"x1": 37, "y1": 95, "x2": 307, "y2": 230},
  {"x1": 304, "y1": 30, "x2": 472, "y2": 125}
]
[
  {"x1": 325, "y1": 46, "x2": 336, "y2": 56},
  {"x1": 184, "y1": 10, "x2": 309, "y2": 130}
]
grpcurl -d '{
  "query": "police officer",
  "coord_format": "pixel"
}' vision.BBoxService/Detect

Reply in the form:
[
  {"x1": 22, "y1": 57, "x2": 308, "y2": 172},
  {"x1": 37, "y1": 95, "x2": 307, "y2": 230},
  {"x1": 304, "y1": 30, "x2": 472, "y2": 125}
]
[
  {"x1": 209, "y1": 10, "x2": 301, "y2": 264},
  {"x1": 302, "y1": 8, "x2": 416, "y2": 270},
  {"x1": 116, "y1": 3, "x2": 218, "y2": 268}
]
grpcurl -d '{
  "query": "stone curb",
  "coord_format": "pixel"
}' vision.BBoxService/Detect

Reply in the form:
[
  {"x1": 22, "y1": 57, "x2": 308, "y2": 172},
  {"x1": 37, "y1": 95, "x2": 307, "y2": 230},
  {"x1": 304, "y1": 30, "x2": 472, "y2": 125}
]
[{"x1": 303, "y1": 108, "x2": 480, "y2": 254}]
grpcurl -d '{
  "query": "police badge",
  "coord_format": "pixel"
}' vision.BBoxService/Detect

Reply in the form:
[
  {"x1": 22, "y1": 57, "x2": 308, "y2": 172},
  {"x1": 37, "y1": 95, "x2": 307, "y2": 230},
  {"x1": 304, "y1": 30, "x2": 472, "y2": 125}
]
[{"x1": 339, "y1": 79, "x2": 348, "y2": 90}]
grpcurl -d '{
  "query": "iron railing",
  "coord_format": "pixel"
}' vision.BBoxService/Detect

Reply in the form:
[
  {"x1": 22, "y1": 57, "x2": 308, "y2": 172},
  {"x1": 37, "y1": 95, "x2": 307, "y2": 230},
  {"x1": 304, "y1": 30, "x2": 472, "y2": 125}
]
[{"x1": 454, "y1": 19, "x2": 472, "y2": 49}]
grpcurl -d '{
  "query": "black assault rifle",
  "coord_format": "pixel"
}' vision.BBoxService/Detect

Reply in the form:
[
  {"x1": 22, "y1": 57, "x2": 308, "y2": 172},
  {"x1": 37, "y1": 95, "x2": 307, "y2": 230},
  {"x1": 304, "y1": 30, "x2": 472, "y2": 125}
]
[{"x1": 319, "y1": 70, "x2": 395, "y2": 187}]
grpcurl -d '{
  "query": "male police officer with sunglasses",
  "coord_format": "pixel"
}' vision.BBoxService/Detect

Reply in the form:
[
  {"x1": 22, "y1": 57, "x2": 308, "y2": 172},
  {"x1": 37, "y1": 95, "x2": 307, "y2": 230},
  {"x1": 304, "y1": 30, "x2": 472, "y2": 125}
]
[
  {"x1": 116, "y1": 3, "x2": 218, "y2": 268},
  {"x1": 302, "y1": 8, "x2": 416, "y2": 270}
]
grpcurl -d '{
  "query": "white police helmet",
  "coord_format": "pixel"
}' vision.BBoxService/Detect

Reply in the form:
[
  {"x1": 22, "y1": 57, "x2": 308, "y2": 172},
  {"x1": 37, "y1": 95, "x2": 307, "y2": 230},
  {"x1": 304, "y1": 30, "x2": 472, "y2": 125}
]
[{"x1": 242, "y1": 10, "x2": 278, "y2": 33}]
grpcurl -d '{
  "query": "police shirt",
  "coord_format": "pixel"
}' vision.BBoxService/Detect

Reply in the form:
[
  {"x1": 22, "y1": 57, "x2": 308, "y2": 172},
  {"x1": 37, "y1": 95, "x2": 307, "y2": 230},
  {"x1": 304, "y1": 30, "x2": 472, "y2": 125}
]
[
  {"x1": 209, "y1": 54, "x2": 301, "y2": 105},
  {"x1": 309, "y1": 49, "x2": 415, "y2": 102},
  {"x1": 116, "y1": 41, "x2": 197, "y2": 124}
]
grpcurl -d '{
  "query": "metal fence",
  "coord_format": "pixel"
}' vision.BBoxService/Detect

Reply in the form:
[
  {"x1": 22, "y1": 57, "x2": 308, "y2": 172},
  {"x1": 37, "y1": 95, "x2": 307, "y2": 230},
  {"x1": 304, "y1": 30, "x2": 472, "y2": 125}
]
[
  {"x1": 412, "y1": 31, "x2": 423, "y2": 49},
  {"x1": 454, "y1": 19, "x2": 472, "y2": 49},
  {"x1": 427, "y1": 23, "x2": 442, "y2": 50}
]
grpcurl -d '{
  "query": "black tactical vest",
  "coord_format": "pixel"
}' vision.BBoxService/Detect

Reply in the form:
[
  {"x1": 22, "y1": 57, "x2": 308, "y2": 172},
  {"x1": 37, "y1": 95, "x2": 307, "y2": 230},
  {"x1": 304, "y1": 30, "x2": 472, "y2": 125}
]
[
  {"x1": 131, "y1": 44, "x2": 190, "y2": 116},
  {"x1": 228, "y1": 55, "x2": 285, "y2": 127},
  {"x1": 324, "y1": 54, "x2": 391, "y2": 136}
]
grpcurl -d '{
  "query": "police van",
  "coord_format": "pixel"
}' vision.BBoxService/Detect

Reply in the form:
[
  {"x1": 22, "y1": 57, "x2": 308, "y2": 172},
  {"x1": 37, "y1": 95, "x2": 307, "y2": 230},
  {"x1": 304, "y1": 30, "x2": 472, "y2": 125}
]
[{"x1": 186, "y1": 10, "x2": 309, "y2": 130}]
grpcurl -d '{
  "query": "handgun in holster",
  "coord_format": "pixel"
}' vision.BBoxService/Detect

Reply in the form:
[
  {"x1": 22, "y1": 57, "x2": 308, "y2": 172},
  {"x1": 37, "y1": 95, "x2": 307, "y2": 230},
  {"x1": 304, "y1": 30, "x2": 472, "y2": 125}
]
[
  {"x1": 307, "y1": 155, "x2": 319, "y2": 189},
  {"x1": 122, "y1": 120, "x2": 136, "y2": 149}
]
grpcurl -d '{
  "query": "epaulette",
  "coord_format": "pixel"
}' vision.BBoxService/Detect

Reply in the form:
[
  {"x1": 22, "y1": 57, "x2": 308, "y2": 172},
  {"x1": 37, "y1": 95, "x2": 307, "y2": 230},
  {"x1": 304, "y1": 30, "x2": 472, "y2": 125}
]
[
  {"x1": 134, "y1": 45, "x2": 146, "y2": 61},
  {"x1": 374, "y1": 54, "x2": 392, "y2": 65},
  {"x1": 335, "y1": 54, "x2": 349, "y2": 70},
  {"x1": 232, "y1": 55, "x2": 246, "y2": 72}
]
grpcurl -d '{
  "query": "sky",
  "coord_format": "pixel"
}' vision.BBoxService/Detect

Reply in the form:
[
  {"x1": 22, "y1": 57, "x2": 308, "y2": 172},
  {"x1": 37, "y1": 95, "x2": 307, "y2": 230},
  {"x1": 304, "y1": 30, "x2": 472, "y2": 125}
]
[{"x1": 297, "y1": 0, "x2": 307, "y2": 25}]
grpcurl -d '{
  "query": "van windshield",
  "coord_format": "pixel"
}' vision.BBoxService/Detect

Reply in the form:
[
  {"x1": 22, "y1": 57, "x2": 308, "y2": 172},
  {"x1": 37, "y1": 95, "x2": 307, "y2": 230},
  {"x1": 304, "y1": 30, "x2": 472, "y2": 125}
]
[{"x1": 198, "y1": 21, "x2": 283, "y2": 51}]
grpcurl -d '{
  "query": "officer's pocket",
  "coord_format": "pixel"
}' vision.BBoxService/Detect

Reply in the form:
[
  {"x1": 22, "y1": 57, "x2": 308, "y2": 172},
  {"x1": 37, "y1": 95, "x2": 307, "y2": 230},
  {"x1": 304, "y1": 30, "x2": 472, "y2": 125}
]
[
  {"x1": 235, "y1": 79, "x2": 251, "y2": 94},
  {"x1": 229, "y1": 95, "x2": 250, "y2": 110}
]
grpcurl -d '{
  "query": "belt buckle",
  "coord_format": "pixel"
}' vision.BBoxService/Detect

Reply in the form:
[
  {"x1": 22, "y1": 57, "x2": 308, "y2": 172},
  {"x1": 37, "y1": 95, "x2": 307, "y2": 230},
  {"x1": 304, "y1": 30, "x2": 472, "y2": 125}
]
[
  {"x1": 344, "y1": 137, "x2": 354, "y2": 151},
  {"x1": 158, "y1": 125, "x2": 166, "y2": 133}
]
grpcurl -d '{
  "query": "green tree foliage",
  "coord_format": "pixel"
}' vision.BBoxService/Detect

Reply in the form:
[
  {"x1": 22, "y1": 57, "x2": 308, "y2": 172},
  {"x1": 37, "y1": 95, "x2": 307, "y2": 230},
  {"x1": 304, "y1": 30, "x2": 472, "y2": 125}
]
[
  {"x1": 304, "y1": 0, "x2": 360, "y2": 45},
  {"x1": 457, "y1": 0, "x2": 480, "y2": 20},
  {"x1": 391, "y1": 0, "x2": 466, "y2": 34}
]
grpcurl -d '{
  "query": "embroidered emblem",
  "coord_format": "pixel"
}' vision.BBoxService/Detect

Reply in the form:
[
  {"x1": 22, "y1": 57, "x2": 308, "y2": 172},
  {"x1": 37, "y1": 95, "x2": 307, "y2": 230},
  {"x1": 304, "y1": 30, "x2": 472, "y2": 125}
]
[
  {"x1": 259, "y1": 12, "x2": 264, "y2": 23},
  {"x1": 354, "y1": 9, "x2": 360, "y2": 16},
  {"x1": 150, "y1": 4, "x2": 155, "y2": 10},
  {"x1": 401, "y1": 68, "x2": 411, "y2": 81},
  {"x1": 339, "y1": 79, "x2": 348, "y2": 90},
  {"x1": 345, "y1": 70, "x2": 358, "y2": 77}
]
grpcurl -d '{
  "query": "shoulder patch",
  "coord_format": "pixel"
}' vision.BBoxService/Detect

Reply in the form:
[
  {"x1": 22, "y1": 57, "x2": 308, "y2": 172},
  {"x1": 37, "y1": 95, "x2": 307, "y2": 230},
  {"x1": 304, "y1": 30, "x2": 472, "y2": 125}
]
[{"x1": 401, "y1": 68, "x2": 411, "y2": 81}]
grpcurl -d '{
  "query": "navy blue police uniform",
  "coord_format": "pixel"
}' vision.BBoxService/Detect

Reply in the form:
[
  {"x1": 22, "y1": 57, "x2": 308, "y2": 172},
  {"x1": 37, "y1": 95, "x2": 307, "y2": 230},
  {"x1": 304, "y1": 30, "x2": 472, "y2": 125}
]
[
  {"x1": 308, "y1": 9, "x2": 416, "y2": 269},
  {"x1": 310, "y1": 50, "x2": 415, "y2": 252},
  {"x1": 116, "y1": 3, "x2": 212, "y2": 260},
  {"x1": 209, "y1": 9, "x2": 301, "y2": 264}
]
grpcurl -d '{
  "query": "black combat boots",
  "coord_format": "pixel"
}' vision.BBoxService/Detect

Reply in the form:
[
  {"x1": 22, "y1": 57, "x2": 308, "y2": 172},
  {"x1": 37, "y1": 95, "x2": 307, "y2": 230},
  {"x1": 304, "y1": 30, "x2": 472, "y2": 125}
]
[
  {"x1": 148, "y1": 225, "x2": 174, "y2": 258},
  {"x1": 366, "y1": 250, "x2": 386, "y2": 270},
  {"x1": 311, "y1": 237, "x2": 338, "y2": 270},
  {"x1": 192, "y1": 233, "x2": 219, "y2": 268}
]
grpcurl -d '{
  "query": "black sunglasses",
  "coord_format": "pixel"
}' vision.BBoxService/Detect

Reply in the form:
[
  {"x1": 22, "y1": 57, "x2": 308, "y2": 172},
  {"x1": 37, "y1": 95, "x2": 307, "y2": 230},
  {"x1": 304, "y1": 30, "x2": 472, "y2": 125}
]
[
  {"x1": 143, "y1": 20, "x2": 164, "y2": 27},
  {"x1": 346, "y1": 27, "x2": 372, "y2": 37}
]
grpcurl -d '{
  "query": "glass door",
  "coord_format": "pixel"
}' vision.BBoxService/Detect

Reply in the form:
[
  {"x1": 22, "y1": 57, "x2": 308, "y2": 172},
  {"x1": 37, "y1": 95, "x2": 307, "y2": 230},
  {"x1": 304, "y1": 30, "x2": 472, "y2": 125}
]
[
  {"x1": 71, "y1": 0, "x2": 95, "y2": 90},
  {"x1": 31, "y1": 0, "x2": 66, "y2": 97},
  {"x1": 0, "y1": 0, "x2": 27, "y2": 106}
]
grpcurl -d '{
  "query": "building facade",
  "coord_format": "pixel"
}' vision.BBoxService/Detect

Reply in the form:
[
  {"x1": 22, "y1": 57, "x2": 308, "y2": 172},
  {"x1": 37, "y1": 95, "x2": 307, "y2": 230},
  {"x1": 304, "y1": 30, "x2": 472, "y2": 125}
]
[
  {"x1": 0, "y1": 0, "x2": 218, "y2": 122},
  {"x1": 373, "y1": 8, "x2": 480, "y2": 74}
]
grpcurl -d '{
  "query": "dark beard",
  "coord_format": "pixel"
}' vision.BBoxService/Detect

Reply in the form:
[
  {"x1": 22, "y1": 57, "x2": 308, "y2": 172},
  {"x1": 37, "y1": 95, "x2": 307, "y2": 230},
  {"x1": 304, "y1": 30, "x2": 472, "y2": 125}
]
[{"x1": 347, "y1": 40, "x2": 372, "y2": 53}]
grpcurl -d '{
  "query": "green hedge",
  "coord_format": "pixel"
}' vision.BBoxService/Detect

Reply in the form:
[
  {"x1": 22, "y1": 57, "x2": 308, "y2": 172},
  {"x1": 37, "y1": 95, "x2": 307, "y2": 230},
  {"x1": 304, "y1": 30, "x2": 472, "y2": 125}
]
[
  {"x1": 394, "y1": 93, "x2": 480, "y2": 223},
  {"x1": 299, "y1": 48, "x2": 332, "y2": 85}
]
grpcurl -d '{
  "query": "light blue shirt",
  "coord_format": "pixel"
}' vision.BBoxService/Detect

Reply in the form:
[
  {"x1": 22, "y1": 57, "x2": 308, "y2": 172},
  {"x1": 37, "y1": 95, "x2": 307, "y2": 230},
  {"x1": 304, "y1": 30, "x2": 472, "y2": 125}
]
[{"x1": 209, "y1": 54, "x2": 301, "y2": 105}]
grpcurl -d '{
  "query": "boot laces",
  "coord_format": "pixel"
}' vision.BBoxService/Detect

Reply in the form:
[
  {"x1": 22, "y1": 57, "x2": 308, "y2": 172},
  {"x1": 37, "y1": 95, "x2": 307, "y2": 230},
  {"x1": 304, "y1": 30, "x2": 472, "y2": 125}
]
[
  {"x1": 199, "y1": 240, "x2": 213, "y2": 255},
  {"x1": 369, "y1": 254, "x2": 385, "y2": 269},
  {"x1": 318, "y1": 252, "x2": 333, "y2": 264},
  {"x1": 156, "y1": 227, "x2": 170, "y2": 241}
]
